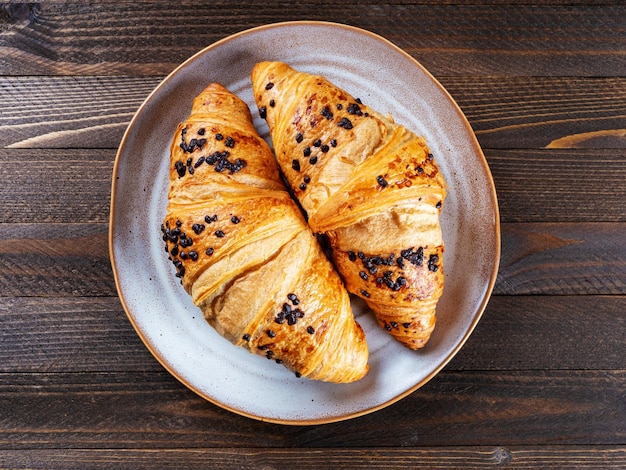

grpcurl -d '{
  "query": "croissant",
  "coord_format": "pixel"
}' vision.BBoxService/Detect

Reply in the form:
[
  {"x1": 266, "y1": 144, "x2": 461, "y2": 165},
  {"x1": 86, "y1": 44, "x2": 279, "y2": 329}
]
[
  {"x1": 161, "y1": 83, "x2": 368, "y2": 382},
  {"x1": 252, "y1": 62, "x2": 447, "y2": 349}
]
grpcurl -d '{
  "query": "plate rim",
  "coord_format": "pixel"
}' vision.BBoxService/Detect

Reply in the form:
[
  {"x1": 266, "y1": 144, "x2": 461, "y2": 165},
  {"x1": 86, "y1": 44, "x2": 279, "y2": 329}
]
[{"x1": 108, "y1": 20, "x2": 501, "y2": 425}]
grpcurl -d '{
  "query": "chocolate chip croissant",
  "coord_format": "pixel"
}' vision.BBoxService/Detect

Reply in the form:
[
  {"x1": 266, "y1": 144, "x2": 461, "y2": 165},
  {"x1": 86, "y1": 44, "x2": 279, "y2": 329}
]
[
  {"x1": 162, "y1": 83, "x2": 368, "y2": 382},
  {"x1": 252, "y1": 62, "x2": 447, "y2": 349}
]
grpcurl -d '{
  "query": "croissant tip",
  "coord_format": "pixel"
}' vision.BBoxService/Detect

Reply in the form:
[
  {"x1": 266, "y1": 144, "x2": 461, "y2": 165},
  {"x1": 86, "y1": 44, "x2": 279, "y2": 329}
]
[{"x1": 200, "y1": 82, "x2": 231, "y2": 95}]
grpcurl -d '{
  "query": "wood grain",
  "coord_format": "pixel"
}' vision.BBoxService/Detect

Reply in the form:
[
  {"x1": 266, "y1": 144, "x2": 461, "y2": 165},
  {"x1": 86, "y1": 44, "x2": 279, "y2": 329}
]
[
  {"x1": 496, "y1": 222, "x2": 626, "y2": 293},
  {"x1": 454, "y1": 295, "x2": 626, "y2": 371},
  {"x1": 2, "y1": 148, "x2": 626, "y2": 225},
  {"x1": 0, "y1": 296, "x2": 154, "y2": 373},
  {"x1": 0, "y1": 150, "x2": 113, "y2": 224},
  {"x1": 442, "y1": 77, "x2": 626, "y2": 150},
  {"x1": 1, "y1": 2, "x2": 624, "y2": 77},
  {"x1": 0, "y1": 446, "x2": 624, "y2": 469},
  {"x1": 0, "y1": 221, "x2": 624, "y2": 297},
  {"x1": 488, "y1": 149, "x2": 626, "y2": 223},
  {"x1": 1, "y1": 295, "x2": 623, "y2": 373},
  {"x1": 0, "y1": 223, "x2": 114, "y2": 296},
  {"x1": 1, "y1": 76, "x2": 625, "y2": 151},
  {"x1": 0, "y1": 370, "x2": 622, "y2": 448},
  {"x1": 0, "y1": 77, "x2": 159, "y2": 149}
]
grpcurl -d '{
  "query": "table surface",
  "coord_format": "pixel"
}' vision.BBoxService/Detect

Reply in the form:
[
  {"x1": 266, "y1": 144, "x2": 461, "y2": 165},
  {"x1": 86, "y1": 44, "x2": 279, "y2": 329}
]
[{"x1": 1, "y1": 1, "x2": 624, "y2": 468}]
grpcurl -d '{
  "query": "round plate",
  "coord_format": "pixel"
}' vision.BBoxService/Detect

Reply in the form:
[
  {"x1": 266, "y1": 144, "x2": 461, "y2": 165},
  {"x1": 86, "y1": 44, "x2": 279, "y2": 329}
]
[{"x1": 109, "y1": 21, "x2": 500, "y2": 425}]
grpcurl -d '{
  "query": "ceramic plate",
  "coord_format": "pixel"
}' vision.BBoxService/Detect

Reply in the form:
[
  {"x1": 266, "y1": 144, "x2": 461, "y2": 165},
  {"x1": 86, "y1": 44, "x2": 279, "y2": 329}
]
[{"x1": 109, "y1": 21, "x2": 500, "y2": 424}]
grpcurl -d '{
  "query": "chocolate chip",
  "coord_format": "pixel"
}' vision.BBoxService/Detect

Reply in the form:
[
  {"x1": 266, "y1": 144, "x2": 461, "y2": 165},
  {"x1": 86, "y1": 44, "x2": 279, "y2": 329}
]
[
  {"x1": 347, "y1": 103, "x2": 363, "y2": 116},
  {"x1": 175, "y1": 161, "x2": 186, "y2": 178},
  {"x1": 428, "y1": 254, "x2": 439, "y2": 272},
  {"x1": 192, "y1": 223, "x2": 205, "y2": 235},
  {"x1": 337, "y1": 117, "x2": 353, "y2": 129}
]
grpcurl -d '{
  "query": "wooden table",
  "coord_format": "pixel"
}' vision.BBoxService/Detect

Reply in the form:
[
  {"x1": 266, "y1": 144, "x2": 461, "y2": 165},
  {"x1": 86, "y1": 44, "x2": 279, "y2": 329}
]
[{"x1": 1, "y1": 2, "x2": 624, "y2": 468}]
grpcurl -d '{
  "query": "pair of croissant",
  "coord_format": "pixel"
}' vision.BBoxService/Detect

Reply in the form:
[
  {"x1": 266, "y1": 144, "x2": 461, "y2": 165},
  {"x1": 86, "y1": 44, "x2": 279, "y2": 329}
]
[{"x1": 162, "y1": 62, "x2": 446, "y2": 383}]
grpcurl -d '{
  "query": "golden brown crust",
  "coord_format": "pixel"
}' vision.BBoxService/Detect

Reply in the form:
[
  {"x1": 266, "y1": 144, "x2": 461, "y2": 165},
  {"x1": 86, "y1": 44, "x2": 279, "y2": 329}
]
[
  {"x1": 162, "y1": 83, "x2": 368, "y2": 382},
  {"x1": 252, "y1": 62, "x2": 447, "y2": 349}
]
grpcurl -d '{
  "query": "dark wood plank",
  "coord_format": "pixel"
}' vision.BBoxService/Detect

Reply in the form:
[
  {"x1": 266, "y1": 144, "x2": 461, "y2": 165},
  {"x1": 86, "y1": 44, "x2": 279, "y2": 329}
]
[
  {"x1": 0, "y1": 370, "x2": 622, "y2": 448},
  {"x1": 0, "y1": 297, "x2": 156, "y2": 373},
  {"x1": 0, "y1": 150, "x2": 114, "y2": 224},
  {"x1": 0, "y1": 446, "x2": 624, "y2": 469},
  {"x1": 452, "y1": 295, "x2": 626, "y2": 371},
  {"x1": 1, "y1": 296, "x2": 623, "y2": 374},
  {"x1": 0, "y1": 77, "x2": 160, "y2": 149},
  {"x1": 1, "y1": 3, "x2": 624, "y2": 77},
  {"x1": 0, "y1": 223, "x2": 116, "y2": 296},
  {"x1": 496, "y1": 223, "x2": 626, "y2": 294},
  {"x1": 489, "y1": 149, "x2": 626, "y2": 223},
  {"x1": 2, "y1": 221, "x2": 623, "y2": 298},
  {"x1": 2, "y1": 148, "x2": 626, "y2": 226},
  {"x1": 1, "y1": 76, "x2": 625, "y2": 151},
  {"x1": 443, "y1": 77, "x2": 626, "y2": 150}
]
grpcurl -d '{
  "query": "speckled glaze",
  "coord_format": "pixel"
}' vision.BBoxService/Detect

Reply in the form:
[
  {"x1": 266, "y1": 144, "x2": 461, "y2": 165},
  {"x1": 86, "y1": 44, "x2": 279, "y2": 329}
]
[{"x1": 109, "y1": 21, "x2": 500, "y2": 425}]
